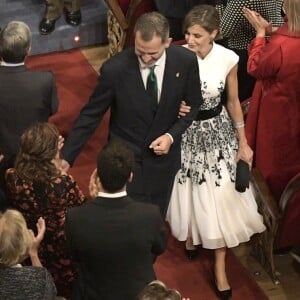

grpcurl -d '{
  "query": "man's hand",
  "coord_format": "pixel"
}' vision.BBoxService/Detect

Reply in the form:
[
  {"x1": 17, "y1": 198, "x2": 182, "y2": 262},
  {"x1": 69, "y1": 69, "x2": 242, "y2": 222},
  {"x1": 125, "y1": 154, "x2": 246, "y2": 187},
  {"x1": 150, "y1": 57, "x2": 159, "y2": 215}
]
[
  {"x1": 149, "y1": 134, "x2": 172, "y2": 155},
  {"x1": 178, "y1": 100, "x2": 191, "y2": 118},
  {"x1": 0, "y1": 153, "x2": 4, "y2": 163}
]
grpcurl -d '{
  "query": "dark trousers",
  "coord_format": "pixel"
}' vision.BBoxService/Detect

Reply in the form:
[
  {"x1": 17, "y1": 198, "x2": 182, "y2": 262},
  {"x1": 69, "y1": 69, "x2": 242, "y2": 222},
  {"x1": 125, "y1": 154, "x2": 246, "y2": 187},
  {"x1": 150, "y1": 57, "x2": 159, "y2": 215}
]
[
  {"x1": 127, "y1": 158, "x2": 177, "y2": 217},
  {"x1": 45, "y1": 0, "x2": 82, "y2": 20},
  {"x1": 231, "y1": 48, "x2": 256, "y2": 102}
]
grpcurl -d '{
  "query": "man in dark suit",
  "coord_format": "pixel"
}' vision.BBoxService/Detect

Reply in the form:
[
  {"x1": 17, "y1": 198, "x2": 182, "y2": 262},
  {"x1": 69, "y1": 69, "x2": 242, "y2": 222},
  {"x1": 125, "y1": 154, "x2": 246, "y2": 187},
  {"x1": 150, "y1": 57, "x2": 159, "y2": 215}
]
[
  {"x1": 62, "y1": 12, "x2": 202, "y2": 216},
  {"x1": 65, "y1": 139, "x2": 167, "y2": 300},
  {"x1": 0, "y1": 21, "x2": 58, "y2": 194}
]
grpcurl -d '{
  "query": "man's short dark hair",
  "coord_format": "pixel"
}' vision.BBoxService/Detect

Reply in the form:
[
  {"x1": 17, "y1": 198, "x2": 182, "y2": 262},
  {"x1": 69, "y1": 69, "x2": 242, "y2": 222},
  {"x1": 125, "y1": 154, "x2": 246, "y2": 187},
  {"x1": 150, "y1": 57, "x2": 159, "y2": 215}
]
[
  {"x1": 97, "y1": 139, "x2": 134, "y2": 193},
  {"x1": 134, "y1": 12, "x2": 170, "y2": 43}
]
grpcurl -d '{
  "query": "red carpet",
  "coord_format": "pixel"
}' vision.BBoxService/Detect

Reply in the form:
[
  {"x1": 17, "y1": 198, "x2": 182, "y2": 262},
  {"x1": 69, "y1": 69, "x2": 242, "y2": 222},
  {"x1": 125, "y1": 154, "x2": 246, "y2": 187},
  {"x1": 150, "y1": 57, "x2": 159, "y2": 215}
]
[
  {"x1": 27, "y1": 50, "x2": 268, "y2": 300},
  {"x1": 27, "y1": 50, "x2": 109, "y2": 195},
  {"x1": 155, "y1": 232, "x2": 268, "y2": 299}
]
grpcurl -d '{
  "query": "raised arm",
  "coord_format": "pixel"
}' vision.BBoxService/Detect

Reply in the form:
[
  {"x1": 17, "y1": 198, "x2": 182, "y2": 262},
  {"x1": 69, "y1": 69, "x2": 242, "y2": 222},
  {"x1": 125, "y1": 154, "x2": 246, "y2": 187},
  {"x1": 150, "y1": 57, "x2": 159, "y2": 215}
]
[
  {"x1": 28, "y1": 217, "x2": 46, "y2": 267},
  {"x1": 243, "y1": 7, "x2": 282, "y2": 79},
  {"x1": 62, "y1": 62, "x2": 114, "y2": 165}
]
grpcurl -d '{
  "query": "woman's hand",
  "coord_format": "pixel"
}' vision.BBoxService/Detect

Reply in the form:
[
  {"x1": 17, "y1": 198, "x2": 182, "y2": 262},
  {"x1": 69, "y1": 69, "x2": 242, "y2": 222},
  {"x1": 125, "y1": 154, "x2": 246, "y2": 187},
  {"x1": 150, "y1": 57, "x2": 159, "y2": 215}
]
[
  {"x1": 28, "y1": 217, "x2": 46, "y2": 255},
  {"x1": 28, "y1": 217, "x2": 46, "y2": 267},
  {"x1": 236, "y1": 143, "x2": 253, "y2": 168},
  {"x1": 242, "y1": 7, "x2": 272, "y2": 37},
  {"x1": 178, "y1": 100, "x2": 191, "y2": 118}
]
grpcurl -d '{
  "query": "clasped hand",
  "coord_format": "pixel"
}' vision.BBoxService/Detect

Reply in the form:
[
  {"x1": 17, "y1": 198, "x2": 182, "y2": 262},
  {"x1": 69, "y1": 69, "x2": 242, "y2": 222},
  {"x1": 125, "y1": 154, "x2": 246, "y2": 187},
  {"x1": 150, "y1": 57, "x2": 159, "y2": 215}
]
[
  {"x1": 237, "y1": 143, "x2": 253, "y2": 168},
  {"x1": 149, "y1": 134, "x2": 172, "y2": 155}
]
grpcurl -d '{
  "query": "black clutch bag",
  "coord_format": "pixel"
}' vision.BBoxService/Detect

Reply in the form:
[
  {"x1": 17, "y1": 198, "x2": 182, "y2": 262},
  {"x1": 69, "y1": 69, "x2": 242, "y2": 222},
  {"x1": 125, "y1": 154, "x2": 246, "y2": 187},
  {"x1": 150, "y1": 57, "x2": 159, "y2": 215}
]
[{"x1": 235, "y1": 159, "x2": 250, "y2": 193}]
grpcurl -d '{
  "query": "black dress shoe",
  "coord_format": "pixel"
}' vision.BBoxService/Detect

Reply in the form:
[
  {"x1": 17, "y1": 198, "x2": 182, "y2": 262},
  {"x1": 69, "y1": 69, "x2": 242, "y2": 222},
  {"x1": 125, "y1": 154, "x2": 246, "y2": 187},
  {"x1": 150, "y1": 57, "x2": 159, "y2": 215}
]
[
  {"x1": 184, "y1": 247, "x2": 199, "y2": 260},
  {"x1": 65, "y1": 9, "x2": 82, "y2": 26},
  {"x1": 214, "y1": 279, "x2": 232, "y2": 300},
  {"x1": 215, "y1": 288, "x2": 232, "y2": 300},
  {"x1": 39, "y1": 18, "x2": 56, "y2": 35}
]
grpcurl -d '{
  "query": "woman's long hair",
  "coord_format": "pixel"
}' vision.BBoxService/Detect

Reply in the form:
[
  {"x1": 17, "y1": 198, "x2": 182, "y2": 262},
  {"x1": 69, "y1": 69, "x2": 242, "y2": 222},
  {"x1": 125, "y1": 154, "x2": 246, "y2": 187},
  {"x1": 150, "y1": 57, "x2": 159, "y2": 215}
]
[
  {"x1": 15, "y1": 122, "x2": 60, "y2": 183},
  {"x1": 284, "y1": 0, "x2": 300, "y2": 34}
]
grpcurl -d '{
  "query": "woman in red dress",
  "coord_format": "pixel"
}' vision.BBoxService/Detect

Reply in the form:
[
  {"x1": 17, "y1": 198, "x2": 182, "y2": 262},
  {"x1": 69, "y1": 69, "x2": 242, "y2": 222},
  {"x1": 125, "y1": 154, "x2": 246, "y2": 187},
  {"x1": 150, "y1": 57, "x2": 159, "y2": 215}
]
[
  {"x1": 6, "y1": 122, "x2": 86, "y2": 298},
  {"x1": 243, "y1": 0, "x2": 300, "y2": 201}
]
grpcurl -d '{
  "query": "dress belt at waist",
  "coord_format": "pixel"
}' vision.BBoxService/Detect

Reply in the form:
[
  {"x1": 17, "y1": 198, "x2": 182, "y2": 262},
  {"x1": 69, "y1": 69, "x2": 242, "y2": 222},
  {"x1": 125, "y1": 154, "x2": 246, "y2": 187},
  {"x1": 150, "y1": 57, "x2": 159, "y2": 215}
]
[{"x1": 196, "y1": 102, "x2": 223, "y2": 121}]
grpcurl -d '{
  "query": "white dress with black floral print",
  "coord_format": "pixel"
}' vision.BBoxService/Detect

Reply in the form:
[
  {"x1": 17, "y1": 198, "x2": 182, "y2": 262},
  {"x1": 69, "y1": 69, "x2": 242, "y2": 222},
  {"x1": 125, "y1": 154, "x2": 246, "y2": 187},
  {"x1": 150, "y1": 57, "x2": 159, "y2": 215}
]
[{"x1": 166, "y1": 43, "x2": 265, "y2": 249}]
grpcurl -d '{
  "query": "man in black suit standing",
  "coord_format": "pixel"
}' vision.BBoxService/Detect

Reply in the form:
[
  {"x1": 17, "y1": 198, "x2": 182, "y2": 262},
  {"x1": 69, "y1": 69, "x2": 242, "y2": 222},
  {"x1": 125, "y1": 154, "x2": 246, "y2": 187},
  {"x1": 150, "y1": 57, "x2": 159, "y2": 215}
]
[
  {"x1": 62, "y1": 12, "x2": 202, "y2": 216},
  {"x1": 65, "y1": 139, "x2": 167, "y2": 300},
  {"x1": 0, "y1": 21, "x2": 58, "y2": 195}
]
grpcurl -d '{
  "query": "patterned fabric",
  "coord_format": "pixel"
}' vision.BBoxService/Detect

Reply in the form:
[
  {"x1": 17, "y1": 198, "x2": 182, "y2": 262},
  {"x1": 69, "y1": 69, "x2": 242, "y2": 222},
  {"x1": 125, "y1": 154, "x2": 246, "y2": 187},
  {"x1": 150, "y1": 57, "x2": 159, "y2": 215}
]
[
  {"x1": 217, "y1": 0, "x2": 283, "y2": 49},
  {"x1": 178, "y1": 43, "x2": 238, "y2": 186},
  {"x1": 0, "y1": 266, "x2": 57, "y2": 300},
  {"x1": 167, "y1": 43, "x2": 266, "y2": 249},
  {"x1": 5, "y1": 169, "x2": 86, "y2": 298}
]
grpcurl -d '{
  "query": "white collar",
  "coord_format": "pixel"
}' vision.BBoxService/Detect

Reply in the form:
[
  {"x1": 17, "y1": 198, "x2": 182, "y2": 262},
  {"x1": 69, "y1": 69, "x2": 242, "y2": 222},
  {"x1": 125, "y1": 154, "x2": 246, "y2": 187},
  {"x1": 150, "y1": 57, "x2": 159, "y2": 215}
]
[
  {"x1": 1, "y1": 61, "x2": 25, "y2": 67},
  {"x1": 97, "y1": 191, "x2": 127, "y2": 198}
]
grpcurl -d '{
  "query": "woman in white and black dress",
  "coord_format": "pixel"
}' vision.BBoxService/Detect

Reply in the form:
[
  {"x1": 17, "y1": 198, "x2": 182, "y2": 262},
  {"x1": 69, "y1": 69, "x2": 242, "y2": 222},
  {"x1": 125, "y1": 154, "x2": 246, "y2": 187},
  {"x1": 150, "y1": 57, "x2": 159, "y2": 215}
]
[{"x1": 166, "y1": 5, "x2": 265, "y2": 300}]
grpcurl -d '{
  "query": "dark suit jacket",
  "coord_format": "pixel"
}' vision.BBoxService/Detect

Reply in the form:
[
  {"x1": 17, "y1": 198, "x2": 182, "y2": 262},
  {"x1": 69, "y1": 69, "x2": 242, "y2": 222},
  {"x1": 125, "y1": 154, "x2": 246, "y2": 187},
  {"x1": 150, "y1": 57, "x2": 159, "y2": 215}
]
[
  {"x1": 63, "y1": 44, "x2": 202, "y2": 214},
  {"x1": 65, "y1": 195, "x2": 167, "y2": 300},
  {"x1": 0, "y1": 65, "x2": 58, "y2": 187}
]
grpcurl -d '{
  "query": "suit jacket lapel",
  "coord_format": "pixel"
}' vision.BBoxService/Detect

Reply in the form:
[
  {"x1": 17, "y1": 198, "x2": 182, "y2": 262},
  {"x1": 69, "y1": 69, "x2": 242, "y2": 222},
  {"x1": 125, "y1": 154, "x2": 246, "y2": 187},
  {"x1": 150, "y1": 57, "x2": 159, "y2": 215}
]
[
  {"x1": 123, "y1": 52, "x2": 156, "y2": 123},
  {"x1": 158, "y1": 50, "x2": 177, "y2": 113}
]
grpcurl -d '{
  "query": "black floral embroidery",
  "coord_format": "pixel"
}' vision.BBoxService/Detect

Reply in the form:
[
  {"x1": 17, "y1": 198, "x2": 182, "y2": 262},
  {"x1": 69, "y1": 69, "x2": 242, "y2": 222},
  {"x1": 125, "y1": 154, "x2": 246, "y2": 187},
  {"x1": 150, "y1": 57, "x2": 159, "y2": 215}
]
[{"x1": 178, "y1": 80, "x2": 238, "y2": 187}]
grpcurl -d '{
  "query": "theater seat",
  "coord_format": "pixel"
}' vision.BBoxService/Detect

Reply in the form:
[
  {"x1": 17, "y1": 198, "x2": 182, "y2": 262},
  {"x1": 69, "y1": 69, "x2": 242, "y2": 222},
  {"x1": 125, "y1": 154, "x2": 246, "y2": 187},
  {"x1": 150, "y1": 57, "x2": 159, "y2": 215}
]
[
  {"x1": 105, "y1": 0, "x2": 157, "y2": 57},
  {"x1": 250, "y1": 167, "x2": 300, "y2": 284},
  {"x1": 241, "y1": 98, "x2": 300, "y2": 284}
]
